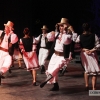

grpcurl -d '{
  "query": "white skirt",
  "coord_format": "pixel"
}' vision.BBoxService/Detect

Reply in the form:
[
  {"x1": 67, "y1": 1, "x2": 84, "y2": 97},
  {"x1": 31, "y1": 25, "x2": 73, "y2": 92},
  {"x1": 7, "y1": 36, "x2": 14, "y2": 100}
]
[
  {"x1": 23, "y1": 51, "x2": 39, "y2": 71},
  {"x1": 80, "y1": 51, "x2": 100, "y2": 75}
]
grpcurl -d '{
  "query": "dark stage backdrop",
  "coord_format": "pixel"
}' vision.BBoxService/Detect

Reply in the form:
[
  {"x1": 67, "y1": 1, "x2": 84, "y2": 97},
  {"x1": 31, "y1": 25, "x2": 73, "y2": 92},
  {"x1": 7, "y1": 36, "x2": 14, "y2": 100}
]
[{"x1": 0, "y1": 0, "x2": 100, "y2": 38}]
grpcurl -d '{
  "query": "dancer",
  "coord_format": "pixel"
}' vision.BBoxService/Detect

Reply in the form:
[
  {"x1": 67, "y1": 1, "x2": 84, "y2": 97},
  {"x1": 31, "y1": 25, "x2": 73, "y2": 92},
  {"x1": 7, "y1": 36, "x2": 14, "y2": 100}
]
[
  {"x1": 40, "y1": 18, "x2": 73, "y2": 91},
  {"x1": 13, "y1": 42, "x2": 22, "y2": 68},
  {"x1": 59, "y1": 18, "x2": 77, "y2": 76},
  {"x1": 35, "y1": 25, "x2": 53, "y2": 74},
  {"x1": 19, "y1": 28, "x2": 39, "y2": 86},
  {"x1": 76, "y1": 23, "x2": 100, "y2": 90},
  {"x1": 0, "y1": 21, "x2": 18, "y2": 84}
]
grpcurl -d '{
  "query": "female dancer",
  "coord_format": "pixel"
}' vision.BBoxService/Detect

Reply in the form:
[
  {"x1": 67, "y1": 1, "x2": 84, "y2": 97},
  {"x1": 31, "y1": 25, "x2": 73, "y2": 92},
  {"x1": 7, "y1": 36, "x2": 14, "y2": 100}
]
[{"x1": 19, "y1": 28, "x2": 39, "y2": 86}]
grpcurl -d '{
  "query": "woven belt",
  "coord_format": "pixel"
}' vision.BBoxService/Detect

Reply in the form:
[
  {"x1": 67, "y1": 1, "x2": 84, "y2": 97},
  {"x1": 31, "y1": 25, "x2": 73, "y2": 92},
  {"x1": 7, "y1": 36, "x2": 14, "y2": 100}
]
[
  {"x1": 55, "y1": 50, "x2": 64, "y2": 56},
  {"x1": 0, "y1": 47, "x2": 8, "y2": 52}
]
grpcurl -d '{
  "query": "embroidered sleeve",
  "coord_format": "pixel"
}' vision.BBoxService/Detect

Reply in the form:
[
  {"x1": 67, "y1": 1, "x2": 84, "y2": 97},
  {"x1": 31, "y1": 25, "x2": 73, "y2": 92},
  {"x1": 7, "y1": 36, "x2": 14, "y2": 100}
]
[
  {"x1": 46, "y1": 31, "x2": 55, "y2": 41},
  {"x1": 61, "y1": 33, "x2": 72, "y2": 45}
]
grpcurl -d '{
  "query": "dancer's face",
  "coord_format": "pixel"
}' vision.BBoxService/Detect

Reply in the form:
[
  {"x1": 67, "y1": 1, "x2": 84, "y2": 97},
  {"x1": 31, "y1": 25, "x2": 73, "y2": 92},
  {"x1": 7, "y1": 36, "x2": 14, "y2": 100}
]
[
  {"x1": 4, "y1": 26, "x2": 10, "y2": 34},
  {"x1": 59, "y1": 25, "x2": 64, "y2": 33},
  {"x1": 42, "y1": 29, "x2": 47, "y2": 34}
]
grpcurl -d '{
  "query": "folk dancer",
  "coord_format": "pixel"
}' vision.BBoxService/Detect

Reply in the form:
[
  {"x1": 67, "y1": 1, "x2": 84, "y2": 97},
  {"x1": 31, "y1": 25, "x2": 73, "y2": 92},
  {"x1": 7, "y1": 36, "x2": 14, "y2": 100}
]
[
  {"x1": 76, "y1": 23, "x2": 100, "y2": 90},
  {"x1": 19, "y1": 28, "x2": 39, "y2": 86},
  {"x1": 35, "y1": 25, "x2": 54, "y2": 74},
  {"x1": 58, "y1": 18, "x2": 78, "y2": 76},
  {"x1": 40, "y1": 18, "x2": 74, "y2": 91},
  {"x1": 0, "y1": 21, "x2": 18, "y2": 84}
]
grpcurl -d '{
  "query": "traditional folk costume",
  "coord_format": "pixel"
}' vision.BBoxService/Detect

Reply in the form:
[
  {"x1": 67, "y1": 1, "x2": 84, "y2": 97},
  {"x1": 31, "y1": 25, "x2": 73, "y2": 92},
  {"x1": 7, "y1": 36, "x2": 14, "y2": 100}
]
[
  {"x1": 19, "y1": 37, "x2": 39, "y2": 71},
  {"x1": 40, "y1": 18, "x2": 78, "y2": 91},
  {"x1": 59, "y1": 29, "x2": 78, "y2": 76},
  {"x1": 76, "y1": 33, "x2": 100, "y2": 75},
  {"x1": 12, "y1": 47, "x2": 22, "y2": 68},
  {"x1": 13, "y1": 47, "x2": 22, "y2": 61},
  {"x1": 0, "y1": 22, "x2": 18, "y2": 82},
  {"x1": 40, "y1": 30, "x2": 74, "y2": 90},
  {"x1": 35, "y1": 25, "x2": 53, "y2": 73}
]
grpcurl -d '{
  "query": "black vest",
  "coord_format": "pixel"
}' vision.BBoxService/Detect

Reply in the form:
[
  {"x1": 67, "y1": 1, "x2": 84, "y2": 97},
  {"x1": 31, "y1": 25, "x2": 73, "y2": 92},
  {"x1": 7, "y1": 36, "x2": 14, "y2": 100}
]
[
  {"x1": 21, "y1": 37, "x2": 33, "y2": 52},
  {"x1": 80, "y1": 33, "x2": 95, "y2": 49},
  {"x1": 0, "y1": 31, "x2": 15, "y2": 56},
  {"x1": 47, "y1": 33, "x2": 59, "y2": 60},
  {"x1": 47, "y1": 33, "x2": 73, "y2": 59},
  {"x1": 36, "y1": 34, "x2": 53, "y2": 55},
  {"x1": 38, "y1": 34, "x2": 53, "y2": 49}
]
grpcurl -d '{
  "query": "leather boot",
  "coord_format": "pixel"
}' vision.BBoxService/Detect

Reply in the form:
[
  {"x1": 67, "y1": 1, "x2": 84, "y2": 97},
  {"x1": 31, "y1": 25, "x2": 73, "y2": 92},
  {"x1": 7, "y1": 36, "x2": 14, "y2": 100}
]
[
  {"x1": 0, "y1": 77, "x2": 1, "y2": 85},
  {"x1": 40, "y1": 65, "x2": 45, "y2": 74},
  {"x1": 40, "y1": 74, "x2": 53, "y2": 88},
  {"x1": 50, "y1": 82, "x2": 59, "y2": 91},
  {"x1": 61, "y1": 66, "x2": 68, "y2": 75},
  {"x1": 0, "y1": 71, "x2": 5, "y2": 79},
  {"x1": 59, "y1": 66, "x2": 68, "y2": 76},
  {"x1": 8, "y1": 69, "x2": 12, "y2": 73}
]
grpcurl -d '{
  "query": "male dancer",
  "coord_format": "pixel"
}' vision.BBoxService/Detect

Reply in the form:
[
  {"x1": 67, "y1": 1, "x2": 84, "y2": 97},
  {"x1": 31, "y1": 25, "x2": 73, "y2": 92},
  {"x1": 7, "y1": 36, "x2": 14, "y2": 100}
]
[
  {"x1": 40, "y1": 18, "x2": 74, "y2": 91},
  {"x1": 0, "y1": 21, "x2": 18, "y2": 84}
]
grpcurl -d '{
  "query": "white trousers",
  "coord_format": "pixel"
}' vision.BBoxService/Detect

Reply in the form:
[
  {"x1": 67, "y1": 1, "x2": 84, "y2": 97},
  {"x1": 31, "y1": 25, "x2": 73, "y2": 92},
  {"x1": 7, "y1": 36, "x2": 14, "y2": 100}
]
[
  {"x1": 38, "y1": 48, "x2": 49, "y2": 66},
  {"x1": 46, "y1": 53, "x2": 70, "y2": 84},
  {"x1": 0, "y1": 50, "x2": 12, "y2": 73}
]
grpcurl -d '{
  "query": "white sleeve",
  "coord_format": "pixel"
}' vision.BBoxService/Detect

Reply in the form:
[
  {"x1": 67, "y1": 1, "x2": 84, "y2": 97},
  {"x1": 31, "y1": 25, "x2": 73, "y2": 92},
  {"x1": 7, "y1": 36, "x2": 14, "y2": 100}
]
[
  {"x1": 46, "y1": 31, "x2": 55, "y2": 41},
  {"x1": 61, "y1": 34, "x2": 72, "y2": 45},
  {"x1": 33, "y1": 37, "x2": 38, "y2": 44},
  {"x1": 11, "y1": 34, "x2": 18, "y2": 44},
  {"x1": 94, "y1": 34, "x2": 100, "y2": 49},
  {"x1": 32, "y1": 37, "x2": 37, "y2": 51},
  {"x1": 75, "y1": 35, "x2": 80, "y2": 43},
  {"x1": 0, "y1": 30, "x2": 3, "y2": 36},
  {"x1": 19, "y1": 39, "x2": 25, "y2": 52},
  {"x1": 35, "y1": 35, "x2": 41, "y2": 43},
  {"x1": 72, "y1": 33, "x2": 78, "y2": 42}
]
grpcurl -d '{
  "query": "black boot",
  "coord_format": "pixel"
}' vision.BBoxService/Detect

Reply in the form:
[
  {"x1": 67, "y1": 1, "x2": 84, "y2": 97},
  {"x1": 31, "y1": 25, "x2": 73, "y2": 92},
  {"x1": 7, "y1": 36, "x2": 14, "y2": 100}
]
[
  {"x1": 59, "y1": 69, "x2": 63, "y2": 75},
  {"x1": 59, "y1": 66, "x2": 68, "y2": 76},
  {"x1": 0, "y1": 77, "x2": 1, "y2": 85},
  {"x1": 40, "y1": 74, "x2": 53, "y2": 88},
  {"x1": 50, "y1": 82, "x2": 59, "y2": 91},
  {"x1": 40, "y1": 65, "x2": 45, "y2": 74},
  {"x1": 61, "y1": 66, "x2": 68, "y2": 75},
  {"x1": 8, "y1": 69, "x2": 12, "y2": 73},
  {"x1": 0, "y1": 71, "x2": 5, "y2": 79}
]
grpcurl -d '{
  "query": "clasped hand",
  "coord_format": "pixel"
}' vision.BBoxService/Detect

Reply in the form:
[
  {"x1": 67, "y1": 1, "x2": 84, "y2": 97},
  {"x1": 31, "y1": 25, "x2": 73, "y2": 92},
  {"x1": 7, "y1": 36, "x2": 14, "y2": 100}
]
[{"x1": 84, "y1": 49, "x2": 94, "y2": 55}]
